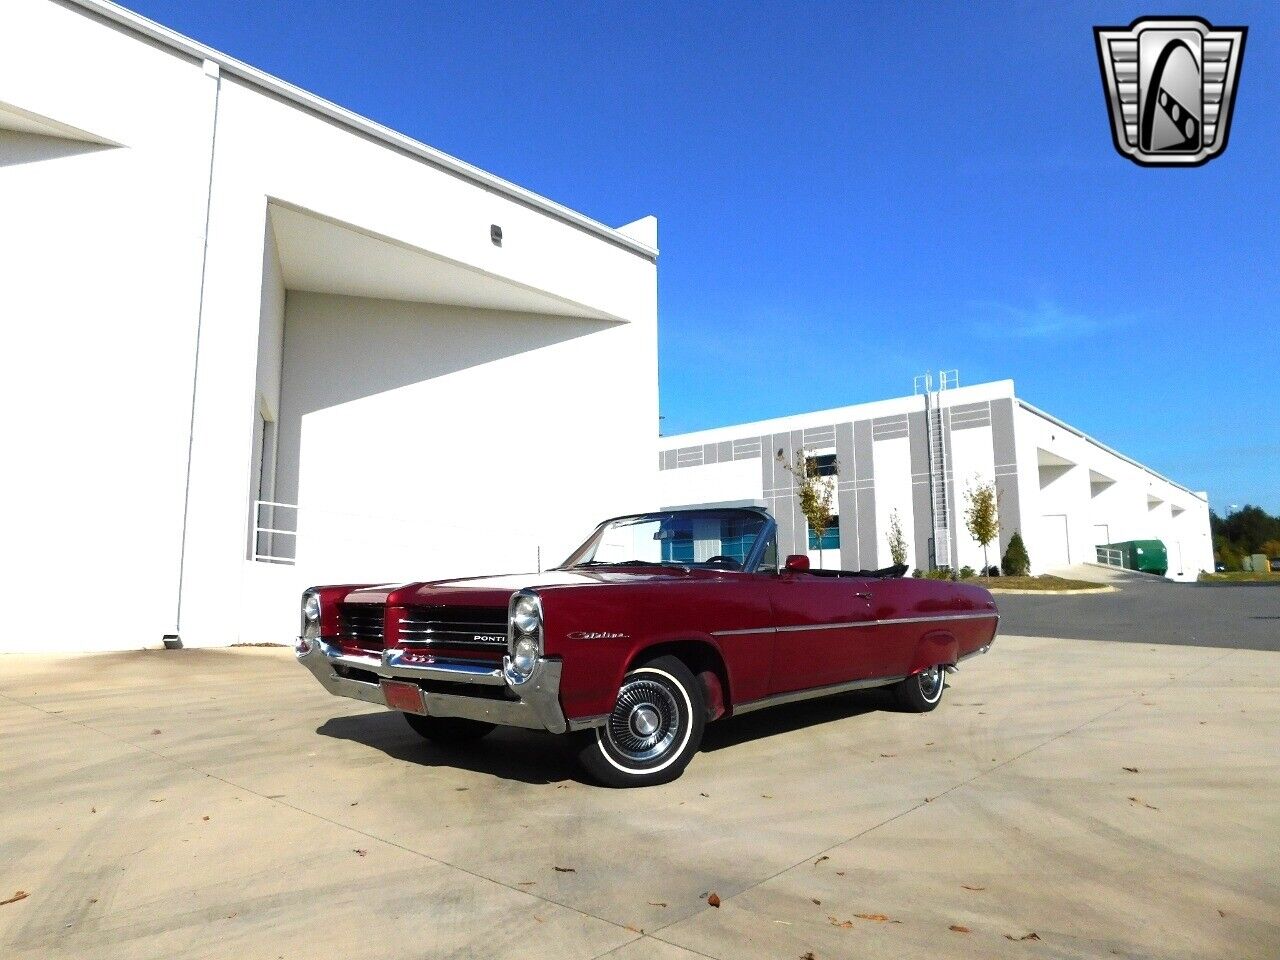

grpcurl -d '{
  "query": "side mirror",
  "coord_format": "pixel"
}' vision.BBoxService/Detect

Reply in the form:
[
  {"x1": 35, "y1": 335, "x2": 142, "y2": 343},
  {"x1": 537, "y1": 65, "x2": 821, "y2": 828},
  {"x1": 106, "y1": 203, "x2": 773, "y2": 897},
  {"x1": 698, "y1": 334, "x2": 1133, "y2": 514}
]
[{"x1": 784, "y1": 554, "x2": 810, "y2": 572}]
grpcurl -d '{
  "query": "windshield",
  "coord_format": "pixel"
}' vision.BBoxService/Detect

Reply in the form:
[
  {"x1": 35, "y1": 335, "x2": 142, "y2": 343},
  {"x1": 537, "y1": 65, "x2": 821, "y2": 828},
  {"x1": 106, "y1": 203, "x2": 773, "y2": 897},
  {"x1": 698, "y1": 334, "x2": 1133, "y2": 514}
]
[{"x1": 562, "y1": 510, "x2": 774, "y2": 572}]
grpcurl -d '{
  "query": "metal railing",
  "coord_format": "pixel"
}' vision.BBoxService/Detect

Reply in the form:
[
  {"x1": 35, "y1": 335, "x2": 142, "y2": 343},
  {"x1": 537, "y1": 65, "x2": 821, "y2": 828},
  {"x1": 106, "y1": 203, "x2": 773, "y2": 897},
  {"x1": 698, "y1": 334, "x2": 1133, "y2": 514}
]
[
  {"x1": 1096, "y1": 546, "x2": 1124, "y2": 568},
  {"x1": 252, "y1": 500, "x2": 298, "y2": 564}
]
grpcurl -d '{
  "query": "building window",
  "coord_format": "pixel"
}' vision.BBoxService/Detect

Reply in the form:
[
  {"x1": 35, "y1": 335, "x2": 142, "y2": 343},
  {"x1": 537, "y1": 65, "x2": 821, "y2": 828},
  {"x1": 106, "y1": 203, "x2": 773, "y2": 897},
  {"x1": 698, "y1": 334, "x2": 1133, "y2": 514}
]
[
  {"x1": 807, "y1": 453, "x2": 838, "y2": 476},
  {"x1": 661, "y1": 527, "x2": 695, "y2": 563},
  {"x1": 808, "y1": 518, "x2": 841, "y2": 550}
]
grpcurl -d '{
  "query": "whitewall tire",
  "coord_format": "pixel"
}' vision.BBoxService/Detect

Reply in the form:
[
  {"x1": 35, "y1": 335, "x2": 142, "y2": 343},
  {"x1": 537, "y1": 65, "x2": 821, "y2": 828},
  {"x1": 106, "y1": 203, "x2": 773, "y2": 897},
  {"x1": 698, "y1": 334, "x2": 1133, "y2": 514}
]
[{"x1": 578, "y1": 655, "x2": 706, "y2": 788}]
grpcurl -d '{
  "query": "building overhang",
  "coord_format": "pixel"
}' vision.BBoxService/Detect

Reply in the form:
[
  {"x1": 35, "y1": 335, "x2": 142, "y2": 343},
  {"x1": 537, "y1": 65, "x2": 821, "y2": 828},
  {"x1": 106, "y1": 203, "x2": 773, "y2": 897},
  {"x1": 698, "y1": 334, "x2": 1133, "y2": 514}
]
[{"x1": 268, "y1": 201, "x2": 624, "y2": 322}]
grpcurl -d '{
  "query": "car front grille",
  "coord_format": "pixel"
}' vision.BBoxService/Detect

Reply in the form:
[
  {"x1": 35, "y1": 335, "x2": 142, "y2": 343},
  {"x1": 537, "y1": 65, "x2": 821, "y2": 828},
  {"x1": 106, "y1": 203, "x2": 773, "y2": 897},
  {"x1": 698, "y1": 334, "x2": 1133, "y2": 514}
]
[
  {"x1": 338, "y1": 604, "x2": 385, "y2": 652},
  {"x1": 397, "y1": 606, "x2": 509, "y2": 652}
]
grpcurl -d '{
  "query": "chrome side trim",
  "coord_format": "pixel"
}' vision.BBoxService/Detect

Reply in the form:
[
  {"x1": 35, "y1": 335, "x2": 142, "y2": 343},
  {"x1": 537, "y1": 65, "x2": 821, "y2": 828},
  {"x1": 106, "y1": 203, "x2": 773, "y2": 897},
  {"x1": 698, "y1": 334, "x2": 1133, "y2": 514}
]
[
  {"x1": 957, "y1": 642, "x2": 992, "y2": 663},
  {"x1": 711, "y1": 610, "x2": 999, "y2": 638},
  {"x1": 732, "y1": 674, "x2": 908, "y2": 716},
  {"x1": 566, "y1": 713, "x2": 609, "y2": 731}
]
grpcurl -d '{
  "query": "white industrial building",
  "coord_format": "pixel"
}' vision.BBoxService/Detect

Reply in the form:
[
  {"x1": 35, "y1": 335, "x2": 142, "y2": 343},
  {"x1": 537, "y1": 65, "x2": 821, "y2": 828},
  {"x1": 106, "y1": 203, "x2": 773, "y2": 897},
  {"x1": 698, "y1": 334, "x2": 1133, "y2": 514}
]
[
  {"x1": 1, "y1": 0, "x2": 659, "y2": 652},
  {"x1": 657, "y1": 378, "x2": 1214, "y2": 582}
]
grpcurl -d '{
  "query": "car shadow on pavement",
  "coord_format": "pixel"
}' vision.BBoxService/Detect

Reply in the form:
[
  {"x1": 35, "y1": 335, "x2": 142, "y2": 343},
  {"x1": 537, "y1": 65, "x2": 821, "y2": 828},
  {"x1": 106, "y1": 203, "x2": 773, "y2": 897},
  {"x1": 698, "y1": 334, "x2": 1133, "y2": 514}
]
[
  {"x1": 315, "y1": 711, "x2": 589, "y2": 785},
  {"x1": 316, "y1": 686, "x2": 910, "y2": 782},
  {"x1": 701, "y1": 687, "x2": 898, "y2": 751}
]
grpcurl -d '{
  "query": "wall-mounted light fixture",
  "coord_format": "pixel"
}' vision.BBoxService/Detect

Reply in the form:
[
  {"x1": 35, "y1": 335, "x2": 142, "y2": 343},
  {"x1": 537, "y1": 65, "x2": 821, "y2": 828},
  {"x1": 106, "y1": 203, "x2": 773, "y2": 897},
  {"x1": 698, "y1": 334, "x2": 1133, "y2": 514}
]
[{"x1": 490, "y1": 224, "x2": 503, "y2": 246}]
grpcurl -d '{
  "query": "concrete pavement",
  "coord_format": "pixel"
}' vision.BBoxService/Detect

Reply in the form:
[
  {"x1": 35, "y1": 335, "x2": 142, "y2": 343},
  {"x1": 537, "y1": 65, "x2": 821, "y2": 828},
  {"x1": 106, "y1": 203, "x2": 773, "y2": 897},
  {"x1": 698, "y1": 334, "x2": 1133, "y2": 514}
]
[
  {"x1": 1, "y1": 637, "x2": 1277, "y2": 959},
  {"x1": 998, "y1": 570, "x2": 1280, "y2": 651}
]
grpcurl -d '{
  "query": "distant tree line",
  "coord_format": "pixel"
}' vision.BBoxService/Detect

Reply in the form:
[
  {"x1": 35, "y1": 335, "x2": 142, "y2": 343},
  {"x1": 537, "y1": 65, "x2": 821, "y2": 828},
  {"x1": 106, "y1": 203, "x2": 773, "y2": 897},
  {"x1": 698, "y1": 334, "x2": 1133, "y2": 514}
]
[{"x1": 1211, "y1": 505, "x2": 1280, "y2": 569}]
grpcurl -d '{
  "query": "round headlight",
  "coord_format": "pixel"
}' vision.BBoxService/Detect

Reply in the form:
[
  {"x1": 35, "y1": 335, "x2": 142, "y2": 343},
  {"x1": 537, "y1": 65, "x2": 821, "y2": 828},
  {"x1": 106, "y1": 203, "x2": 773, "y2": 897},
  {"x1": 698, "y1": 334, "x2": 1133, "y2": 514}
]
[
  {"x1": 302, "y1": 593, "x2": 321, "y2": 623},
  {"x1": 512, "y1": 595, "x2": 540, "y2": 634},
  {"x1": 512, "y1": 635, "x2": 539, "y2": 675}
]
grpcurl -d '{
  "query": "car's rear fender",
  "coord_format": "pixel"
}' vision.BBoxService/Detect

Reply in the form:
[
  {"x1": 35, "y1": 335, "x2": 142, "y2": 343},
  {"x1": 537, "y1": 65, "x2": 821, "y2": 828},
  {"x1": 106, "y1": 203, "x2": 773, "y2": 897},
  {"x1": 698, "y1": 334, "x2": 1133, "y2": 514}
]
[{"x1": 908, "y1": 629, "x2": 959, "y2": 674}]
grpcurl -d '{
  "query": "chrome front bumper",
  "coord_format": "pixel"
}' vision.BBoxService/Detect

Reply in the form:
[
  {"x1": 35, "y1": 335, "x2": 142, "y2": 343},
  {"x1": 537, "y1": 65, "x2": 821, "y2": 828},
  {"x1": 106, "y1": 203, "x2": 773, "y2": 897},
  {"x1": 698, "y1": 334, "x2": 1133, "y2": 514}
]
[{"x1": 297, "y1": 638, "x2": 568, "y2": 734}]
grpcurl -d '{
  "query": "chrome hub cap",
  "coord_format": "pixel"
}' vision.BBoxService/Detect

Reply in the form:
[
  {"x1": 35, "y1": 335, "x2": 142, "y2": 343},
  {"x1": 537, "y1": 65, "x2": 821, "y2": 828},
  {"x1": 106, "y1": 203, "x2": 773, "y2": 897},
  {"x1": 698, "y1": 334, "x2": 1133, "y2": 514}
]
[
  {"x1": 918, "y1": 666, "x2": 943, "y2": 701},
  {"x1": 607, "y1": 678, "x2": 680, "y2": 763}
]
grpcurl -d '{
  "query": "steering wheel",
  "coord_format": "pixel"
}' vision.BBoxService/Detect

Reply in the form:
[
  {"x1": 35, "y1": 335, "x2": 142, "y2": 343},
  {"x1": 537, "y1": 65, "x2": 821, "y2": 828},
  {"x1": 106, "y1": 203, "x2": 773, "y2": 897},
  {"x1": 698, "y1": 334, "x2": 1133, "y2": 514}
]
[{"x1": 704, "y1": 555, "x2": 742, "y2": 570}]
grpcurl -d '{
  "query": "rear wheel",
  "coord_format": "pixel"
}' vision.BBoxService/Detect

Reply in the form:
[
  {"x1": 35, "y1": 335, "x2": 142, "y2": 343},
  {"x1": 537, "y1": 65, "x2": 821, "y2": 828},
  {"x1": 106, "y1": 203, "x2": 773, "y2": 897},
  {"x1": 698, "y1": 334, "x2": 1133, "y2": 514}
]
[
  {"x1": 894, "y1": 665, "x2": 945, "y2": 713},
  {"x1": 578, "y1": 655, "x2": 705, "y2": 788},
  {"x1": 403, "y1": 713, "x2": 496, "y2": 744}
]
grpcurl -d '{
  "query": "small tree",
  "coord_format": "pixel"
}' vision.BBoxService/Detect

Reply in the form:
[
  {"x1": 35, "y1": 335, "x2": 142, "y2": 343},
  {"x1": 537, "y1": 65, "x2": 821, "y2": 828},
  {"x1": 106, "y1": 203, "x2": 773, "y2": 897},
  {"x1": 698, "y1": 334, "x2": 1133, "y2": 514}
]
[
  {"x1": 963, "y1": 478, "x2": 999, "y2": 581},
  {"x1": 778, "y1": 449, "x2": 836, "y2": 569},
  {"x1": 1002, "y1": 531, "x2": 1031, "y2": 576},
  {"x1": 887, "y1": 508, "x2": 908, "y2": 567}
]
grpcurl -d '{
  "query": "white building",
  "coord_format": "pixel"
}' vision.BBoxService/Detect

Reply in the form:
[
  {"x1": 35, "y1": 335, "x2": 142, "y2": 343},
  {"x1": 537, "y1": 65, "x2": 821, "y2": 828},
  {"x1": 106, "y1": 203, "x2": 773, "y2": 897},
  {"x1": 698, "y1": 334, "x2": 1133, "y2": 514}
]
[
  {"x1": 1, "y1": 0, "x2": 659, "y2": 652},
  {"x1": 657, "y1": 379, "x2": 1213, "y2": 581}
]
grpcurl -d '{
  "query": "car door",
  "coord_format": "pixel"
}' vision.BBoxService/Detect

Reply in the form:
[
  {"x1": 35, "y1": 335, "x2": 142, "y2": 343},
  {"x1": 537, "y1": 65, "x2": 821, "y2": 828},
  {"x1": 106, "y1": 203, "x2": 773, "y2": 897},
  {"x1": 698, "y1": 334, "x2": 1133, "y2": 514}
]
[{"x1": 766, "y1": 571, "x2": 877, "y2": 693}]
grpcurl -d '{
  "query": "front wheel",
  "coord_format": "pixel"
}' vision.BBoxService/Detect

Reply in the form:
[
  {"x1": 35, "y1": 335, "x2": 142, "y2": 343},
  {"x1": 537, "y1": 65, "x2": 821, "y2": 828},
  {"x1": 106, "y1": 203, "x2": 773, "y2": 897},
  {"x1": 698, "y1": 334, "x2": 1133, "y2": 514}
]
[
  {"x1": 894, "y1": 665, "x2": 946, "y2": 712},
  {"x1": 578, "y1": 655, "x2": 706, "y2": 788},
  {"x1": 403, "y1": 712, "x2": 496, "y2": 744}
]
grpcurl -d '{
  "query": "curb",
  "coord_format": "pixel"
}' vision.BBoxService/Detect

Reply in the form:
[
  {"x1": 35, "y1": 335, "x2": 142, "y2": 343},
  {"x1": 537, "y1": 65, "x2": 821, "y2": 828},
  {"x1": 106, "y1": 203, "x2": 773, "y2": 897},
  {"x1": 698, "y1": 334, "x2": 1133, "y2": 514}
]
[{"x1": 988, "y1": 585, "x2": 1117, "y2": 595}]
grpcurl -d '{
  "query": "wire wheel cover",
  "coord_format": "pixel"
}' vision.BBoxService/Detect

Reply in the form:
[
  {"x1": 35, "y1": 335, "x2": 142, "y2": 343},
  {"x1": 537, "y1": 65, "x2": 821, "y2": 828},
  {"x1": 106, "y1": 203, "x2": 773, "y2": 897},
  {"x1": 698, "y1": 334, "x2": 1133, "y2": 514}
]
[{"x1": 606, "y1": 677, "x2": 682, "y2": 763}]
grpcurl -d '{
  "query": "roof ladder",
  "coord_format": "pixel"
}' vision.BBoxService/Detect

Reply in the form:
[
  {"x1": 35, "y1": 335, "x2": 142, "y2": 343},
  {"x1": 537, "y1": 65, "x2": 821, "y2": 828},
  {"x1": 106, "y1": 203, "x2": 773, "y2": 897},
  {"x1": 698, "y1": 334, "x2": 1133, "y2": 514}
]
[{"x1": 915, "y1": 370, "x2": 959, "y2": 570}]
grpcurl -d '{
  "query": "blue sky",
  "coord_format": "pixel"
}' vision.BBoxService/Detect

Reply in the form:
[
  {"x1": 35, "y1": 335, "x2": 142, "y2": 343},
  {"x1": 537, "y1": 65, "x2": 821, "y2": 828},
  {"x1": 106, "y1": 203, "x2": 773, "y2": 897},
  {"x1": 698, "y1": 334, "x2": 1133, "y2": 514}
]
[{"x1": 128, "y1": 0, "x2": 1278, "y2": 513}]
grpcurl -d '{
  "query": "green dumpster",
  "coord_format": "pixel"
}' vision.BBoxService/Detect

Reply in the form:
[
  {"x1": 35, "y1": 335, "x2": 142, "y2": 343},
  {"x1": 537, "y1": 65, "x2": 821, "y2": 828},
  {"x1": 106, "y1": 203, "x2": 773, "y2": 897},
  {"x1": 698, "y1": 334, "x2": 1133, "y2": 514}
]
[{"x1": 1100, "y1": 540, "x2": 1168, "y2": 576}]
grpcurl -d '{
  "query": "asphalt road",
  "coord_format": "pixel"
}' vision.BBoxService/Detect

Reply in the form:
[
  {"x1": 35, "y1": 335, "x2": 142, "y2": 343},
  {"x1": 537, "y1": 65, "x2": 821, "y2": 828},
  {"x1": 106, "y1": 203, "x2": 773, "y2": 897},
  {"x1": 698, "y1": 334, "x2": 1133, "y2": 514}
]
[{"x1": 997, "y1": 574, "x2": 1280, "y2": 651}]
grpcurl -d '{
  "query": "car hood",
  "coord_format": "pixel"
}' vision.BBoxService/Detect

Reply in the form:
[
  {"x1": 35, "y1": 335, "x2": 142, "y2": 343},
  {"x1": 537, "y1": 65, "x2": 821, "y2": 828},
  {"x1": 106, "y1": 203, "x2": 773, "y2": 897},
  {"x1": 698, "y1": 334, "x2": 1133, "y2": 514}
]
[{"x1": 342, "y1": 566, "x2": 709, "y2": 608}]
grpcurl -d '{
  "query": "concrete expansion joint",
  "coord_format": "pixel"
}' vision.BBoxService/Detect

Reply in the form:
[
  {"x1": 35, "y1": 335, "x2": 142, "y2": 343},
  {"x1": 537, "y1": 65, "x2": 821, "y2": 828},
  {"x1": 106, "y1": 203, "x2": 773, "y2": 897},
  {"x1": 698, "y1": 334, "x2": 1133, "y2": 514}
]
[{"x1": 672, "y1": 642, "x2": 1242, "y2": 923}]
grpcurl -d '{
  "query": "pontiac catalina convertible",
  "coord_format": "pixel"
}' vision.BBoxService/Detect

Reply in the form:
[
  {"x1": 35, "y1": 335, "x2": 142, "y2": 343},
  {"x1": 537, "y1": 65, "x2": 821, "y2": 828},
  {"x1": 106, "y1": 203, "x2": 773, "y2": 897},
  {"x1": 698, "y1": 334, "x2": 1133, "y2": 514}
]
[{"x1": 297, "y1": 507, "x2": 998, "y2": 787}]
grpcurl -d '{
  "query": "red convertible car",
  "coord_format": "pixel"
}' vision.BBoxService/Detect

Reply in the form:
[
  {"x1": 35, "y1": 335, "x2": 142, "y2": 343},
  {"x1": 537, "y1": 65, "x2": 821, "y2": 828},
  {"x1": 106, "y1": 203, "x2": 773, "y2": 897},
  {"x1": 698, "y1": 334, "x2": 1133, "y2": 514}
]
[{"x1": 298, "y1": 507, "x2": 998, "y2": 787}]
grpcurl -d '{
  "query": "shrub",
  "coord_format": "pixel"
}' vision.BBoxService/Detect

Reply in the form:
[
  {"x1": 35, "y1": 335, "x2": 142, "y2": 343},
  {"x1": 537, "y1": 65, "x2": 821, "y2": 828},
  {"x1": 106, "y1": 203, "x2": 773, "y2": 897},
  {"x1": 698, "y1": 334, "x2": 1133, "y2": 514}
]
[
  {"x1": 1002, "y1": 532, "x2": 1030, "y2": 576},
  {"x1": 959, "y1": 565, "x2": 976, "y2": 579}
]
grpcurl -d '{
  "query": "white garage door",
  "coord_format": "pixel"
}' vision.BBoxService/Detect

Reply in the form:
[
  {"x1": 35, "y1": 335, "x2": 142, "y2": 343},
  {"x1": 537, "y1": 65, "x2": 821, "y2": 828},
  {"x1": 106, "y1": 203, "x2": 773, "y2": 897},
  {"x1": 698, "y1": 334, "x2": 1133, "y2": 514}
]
[{"x1": 1038, "y1": 514, "x2": 1071, "y2": 570}]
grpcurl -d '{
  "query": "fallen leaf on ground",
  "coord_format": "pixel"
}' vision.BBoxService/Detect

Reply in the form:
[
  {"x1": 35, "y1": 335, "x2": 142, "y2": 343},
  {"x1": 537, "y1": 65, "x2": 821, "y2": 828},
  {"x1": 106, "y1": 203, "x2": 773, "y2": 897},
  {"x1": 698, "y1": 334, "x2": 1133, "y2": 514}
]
[
  {"x1": 828, "y1": 917, "x2": 853, "y2": 929},
  {"x1": 811, "y1": 898, "x2": 821, "y2": 905},
  {"x1": 88, "y1": 898, "x2": 97, "y2": 904},
  {"x1": 353, "y1": 849, "x2": 367, "y2": 857},
  {"x1": 1127, "y1": 796, "x2": 1159, "y2": 810},
  {"x1": 762, "y1": 794, "x2": 773, "y2": 799},
  {"x1": 961, "y1": 885, "x2": 985, "y2": 891},
  {"x1": 700, "y1": 792, "x2": 709, "y2": 797},
  {"x1": 151, "y1": 729, "x2": 161, "y2": 735},
  {"x1": 647, "y1": 901, "x2": 667, "y2": 907},
  {"x1": 534, "y1": 916, "x2": 545, "y2": 923},
  {"x1": 553, "y1": 866, "x2": 575, "y2": 873},
  {"x1": 835, "y1": 871, "x2": 845, "y2": 876},
  {"x1": 880, "y1": 753, "x2": 896, "y2": 758},
  {"x1": 1218, "y1": 909, "x2": 1227, "y2": 917},
  {"x1": 1123, "y1": 766, "x2": 1139, "y2": 773},
  {"x1": 855, "y1": 913, "x2": 896, "y2": 923},
  {"x1": 801, "y1": 953, "x2": 816, "y2": 960},
  {"x1": 91, "y1": 807, "x2": 96, "y2": 814},
  {"x1": 813, "y1": 856, "x2": 829, "y2": 866},
  {"x1": 350, "y1": 801, "x2": 358, "y2": 806},
  {"x1": 707, "y1": 892, "x2": 721, "y2": 908},
  {"x1": 624, "y1": 924, "x2": 642, "y2": 933},
  {"x1": 949, "y1": 924, "x2": 971, "y2": 933},
  {"x1": 518, "y1": 881, "x2": 535, "y2": 886},
  {"x1": 925, "y1": 741, "x2": 935, "y2": 746},
  {"x1": 455, "y1": 787, "x2": 468, "y2": 792},
  {"x1": 149, "y1": 799, "x2": 164, "y2": 803},
  {"x1": 1, "y1": 891, "x2": 29, "y2": 907},
  {"x1": 202, "y1": 815, "x2": 210, "y2": 821},
  {"x1": 1005, "y1": 932, "x2": 1041, "y2": 941}
]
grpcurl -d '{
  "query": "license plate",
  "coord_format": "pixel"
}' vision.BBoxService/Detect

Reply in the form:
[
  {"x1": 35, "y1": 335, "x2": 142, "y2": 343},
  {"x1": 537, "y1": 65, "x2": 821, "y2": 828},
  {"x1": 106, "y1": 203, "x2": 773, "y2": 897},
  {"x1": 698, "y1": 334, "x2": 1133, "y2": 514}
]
[{"x1": 381, "y1": 680, "x2": 425, "y2": 714}]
